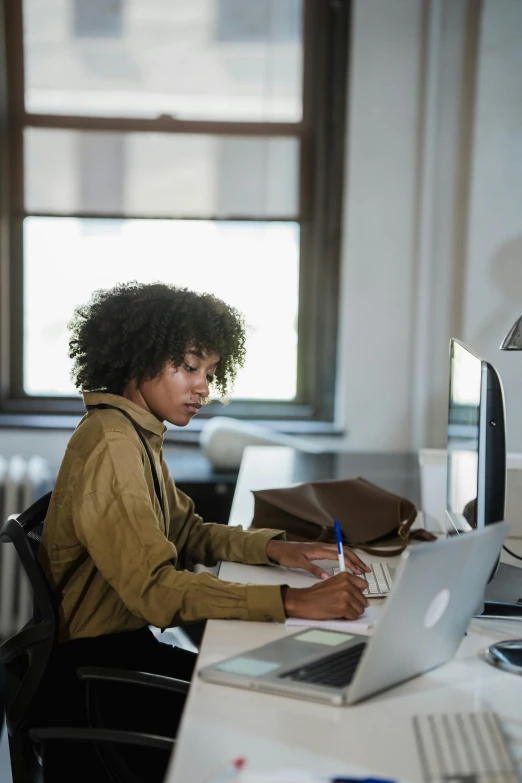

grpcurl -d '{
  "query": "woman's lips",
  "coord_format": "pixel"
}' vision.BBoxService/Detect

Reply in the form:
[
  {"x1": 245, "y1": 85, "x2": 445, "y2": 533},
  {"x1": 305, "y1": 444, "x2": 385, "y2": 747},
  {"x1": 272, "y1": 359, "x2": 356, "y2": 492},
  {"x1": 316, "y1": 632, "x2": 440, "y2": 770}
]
[{"x1": 184, "y1": 403, "x2": 201, "y2": 413}]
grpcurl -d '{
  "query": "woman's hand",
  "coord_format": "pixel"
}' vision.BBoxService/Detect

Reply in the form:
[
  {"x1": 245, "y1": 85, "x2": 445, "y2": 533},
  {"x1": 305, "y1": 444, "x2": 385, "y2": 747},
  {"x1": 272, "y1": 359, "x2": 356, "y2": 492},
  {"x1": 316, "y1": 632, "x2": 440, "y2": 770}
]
[
  {"x1": 283, "y1": 572, "x2": 370, "y2": 620},
  {"x1": 265, "y1": 539, "x2": 370, "y2": 580}
]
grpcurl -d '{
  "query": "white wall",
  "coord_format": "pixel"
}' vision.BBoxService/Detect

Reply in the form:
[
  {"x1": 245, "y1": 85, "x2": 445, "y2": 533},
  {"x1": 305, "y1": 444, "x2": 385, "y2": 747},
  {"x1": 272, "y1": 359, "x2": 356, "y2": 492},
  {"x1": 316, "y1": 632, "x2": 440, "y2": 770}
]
[
  {"x1": 335, "y1": 0, "x2": 424, "y2": 451},
  {"x1": 335, "y1": 0, "x2": 522, "y2": 453},
  {"x1": 460, "y1": 0, "x2": 522, "y2": 453}
]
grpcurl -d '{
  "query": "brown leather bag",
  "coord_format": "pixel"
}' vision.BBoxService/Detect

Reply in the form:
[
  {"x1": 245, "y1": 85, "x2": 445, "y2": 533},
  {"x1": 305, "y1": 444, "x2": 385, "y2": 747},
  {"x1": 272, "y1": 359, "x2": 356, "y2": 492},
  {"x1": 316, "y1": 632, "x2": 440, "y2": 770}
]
[{"x1": 251, "y1": 477, "x2": 436, "y2": 556}]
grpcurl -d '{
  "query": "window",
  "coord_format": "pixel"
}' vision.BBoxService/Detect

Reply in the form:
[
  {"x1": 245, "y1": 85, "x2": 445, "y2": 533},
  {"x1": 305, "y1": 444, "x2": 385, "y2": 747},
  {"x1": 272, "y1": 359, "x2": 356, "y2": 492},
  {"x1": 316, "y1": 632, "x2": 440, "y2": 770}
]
[{"x1": 0, "y1": 0, "x2": 349, "y2": 430}]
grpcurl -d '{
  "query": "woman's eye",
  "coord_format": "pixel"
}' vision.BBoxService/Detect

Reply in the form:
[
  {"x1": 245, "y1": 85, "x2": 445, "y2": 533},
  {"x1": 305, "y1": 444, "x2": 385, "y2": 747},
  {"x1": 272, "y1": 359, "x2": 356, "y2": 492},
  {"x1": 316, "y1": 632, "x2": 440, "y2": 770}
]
[{"x1": 184, "y1": 363, "x2": 213, "y2": 382}]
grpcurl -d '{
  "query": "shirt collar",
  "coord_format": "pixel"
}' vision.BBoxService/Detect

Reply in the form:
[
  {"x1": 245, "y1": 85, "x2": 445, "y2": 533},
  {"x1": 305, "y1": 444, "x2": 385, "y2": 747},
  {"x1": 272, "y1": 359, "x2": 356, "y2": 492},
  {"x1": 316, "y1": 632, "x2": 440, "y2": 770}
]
[{"x1": 82, "y1": 392, "x2": 167, "y2": 437}]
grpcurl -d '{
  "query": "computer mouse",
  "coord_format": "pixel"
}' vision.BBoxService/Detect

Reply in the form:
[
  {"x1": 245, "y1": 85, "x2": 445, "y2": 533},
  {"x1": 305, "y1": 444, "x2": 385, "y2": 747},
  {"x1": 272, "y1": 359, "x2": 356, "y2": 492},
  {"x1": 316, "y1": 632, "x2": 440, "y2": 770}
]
[{"x1": 485, "y1": 639, "x2": 522, "y2": 674}]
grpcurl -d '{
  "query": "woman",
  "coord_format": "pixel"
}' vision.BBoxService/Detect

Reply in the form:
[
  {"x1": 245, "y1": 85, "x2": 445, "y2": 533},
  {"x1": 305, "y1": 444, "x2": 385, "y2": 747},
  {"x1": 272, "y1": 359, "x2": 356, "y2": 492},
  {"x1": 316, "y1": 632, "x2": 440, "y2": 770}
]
[{"x1": 36, "y1": 282, "x2": 369, "y2": 781}]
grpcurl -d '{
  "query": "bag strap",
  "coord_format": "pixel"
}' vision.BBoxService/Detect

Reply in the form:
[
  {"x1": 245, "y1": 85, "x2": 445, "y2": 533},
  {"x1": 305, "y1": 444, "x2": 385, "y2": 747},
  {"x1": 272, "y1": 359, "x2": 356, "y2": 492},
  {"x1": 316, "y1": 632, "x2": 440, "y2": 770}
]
[
  {"x1": 352, "y1": 500, "x2": 435, "y2": 556},
  {"x1": 87, "y1": 403, "x2": 167, "y2": 533},
  {"x1": 357, "y1": 529, "x2": 437, "y2": 558}
]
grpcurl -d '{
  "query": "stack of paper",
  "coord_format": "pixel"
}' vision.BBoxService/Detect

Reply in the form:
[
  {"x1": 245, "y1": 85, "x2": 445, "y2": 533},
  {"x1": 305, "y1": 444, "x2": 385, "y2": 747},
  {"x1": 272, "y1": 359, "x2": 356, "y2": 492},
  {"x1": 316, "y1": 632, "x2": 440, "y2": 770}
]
[
  {"x1": 237, "y1": 769, "x2": 397, "y2": 782},
  {"x1": 285, "y1": 605, "x2": 381, "y2": 636},
  {"x1": 238, "y1": 771, "x2": 325, "y2": 782}
]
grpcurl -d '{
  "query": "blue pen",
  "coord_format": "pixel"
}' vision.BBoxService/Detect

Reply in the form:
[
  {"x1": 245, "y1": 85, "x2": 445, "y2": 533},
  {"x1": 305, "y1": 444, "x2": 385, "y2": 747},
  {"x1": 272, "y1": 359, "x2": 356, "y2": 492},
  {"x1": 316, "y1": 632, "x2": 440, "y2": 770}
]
[{"x1": 333, "y1": 519, "x2": 345, "y2": 574}]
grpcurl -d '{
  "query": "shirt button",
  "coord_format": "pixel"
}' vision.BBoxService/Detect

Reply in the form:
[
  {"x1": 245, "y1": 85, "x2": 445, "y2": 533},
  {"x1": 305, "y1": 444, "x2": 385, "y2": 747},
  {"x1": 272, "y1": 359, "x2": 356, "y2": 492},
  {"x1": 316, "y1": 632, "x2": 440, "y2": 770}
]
[{"x1": 265, "y1": 614, "x2": 273, "y2": 622}]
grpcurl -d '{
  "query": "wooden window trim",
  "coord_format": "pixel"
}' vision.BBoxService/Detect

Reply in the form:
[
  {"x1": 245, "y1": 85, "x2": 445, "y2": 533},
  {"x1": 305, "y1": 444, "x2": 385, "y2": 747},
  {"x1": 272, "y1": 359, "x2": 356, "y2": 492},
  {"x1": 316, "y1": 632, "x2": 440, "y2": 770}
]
[{"x1": 0, "y1": 0, "x2": 350, "y2": 426}]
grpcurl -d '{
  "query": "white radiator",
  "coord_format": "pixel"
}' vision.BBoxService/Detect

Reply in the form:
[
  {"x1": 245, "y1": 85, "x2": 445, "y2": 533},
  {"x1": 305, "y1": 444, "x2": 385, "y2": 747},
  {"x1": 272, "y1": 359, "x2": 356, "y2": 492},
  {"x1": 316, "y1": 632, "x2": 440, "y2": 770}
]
[{"x1": 0, "y1": 455, "x2": 54, "y2": 641}]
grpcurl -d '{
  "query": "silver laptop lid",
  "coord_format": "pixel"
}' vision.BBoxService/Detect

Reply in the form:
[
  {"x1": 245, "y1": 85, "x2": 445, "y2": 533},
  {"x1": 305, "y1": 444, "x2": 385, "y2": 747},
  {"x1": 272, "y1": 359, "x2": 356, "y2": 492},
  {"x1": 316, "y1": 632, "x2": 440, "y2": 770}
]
[{"x1": 347, "y1": 520, "x2": 510, "y2": 704}]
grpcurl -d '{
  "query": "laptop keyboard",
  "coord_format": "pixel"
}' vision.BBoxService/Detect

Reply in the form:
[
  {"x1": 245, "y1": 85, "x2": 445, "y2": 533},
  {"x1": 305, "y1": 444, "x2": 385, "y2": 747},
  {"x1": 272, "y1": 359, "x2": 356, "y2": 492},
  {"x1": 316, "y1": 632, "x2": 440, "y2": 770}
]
[
  {"x1": 333, "y1": 562, "x2": 394, "y2": 597},
  {"x1": 280, "y1": 641, "x2": 367, "y2": 688}
]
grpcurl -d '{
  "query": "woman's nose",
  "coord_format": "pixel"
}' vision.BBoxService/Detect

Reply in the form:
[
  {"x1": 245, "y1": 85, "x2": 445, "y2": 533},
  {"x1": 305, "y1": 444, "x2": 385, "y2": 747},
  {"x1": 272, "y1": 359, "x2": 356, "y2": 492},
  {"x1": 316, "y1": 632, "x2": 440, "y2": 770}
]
[{"x1": 192, "y1": 374, "x2": 209, "y2": 397}]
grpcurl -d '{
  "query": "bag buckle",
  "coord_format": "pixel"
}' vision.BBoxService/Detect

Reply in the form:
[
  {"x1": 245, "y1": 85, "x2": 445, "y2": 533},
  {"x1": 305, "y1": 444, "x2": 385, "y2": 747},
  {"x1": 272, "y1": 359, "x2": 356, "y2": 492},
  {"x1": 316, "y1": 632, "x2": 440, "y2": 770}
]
[{"x1": 398, "y1": 524, "x2": 410, "y2": 541}]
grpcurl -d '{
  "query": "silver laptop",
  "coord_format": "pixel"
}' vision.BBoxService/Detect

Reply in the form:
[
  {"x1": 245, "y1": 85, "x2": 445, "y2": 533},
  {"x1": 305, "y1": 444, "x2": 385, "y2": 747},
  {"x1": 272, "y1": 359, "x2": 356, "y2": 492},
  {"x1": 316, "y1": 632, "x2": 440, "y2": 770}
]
[{"x1": 199, "y1": 521, "x2": 509, "y2": 706}]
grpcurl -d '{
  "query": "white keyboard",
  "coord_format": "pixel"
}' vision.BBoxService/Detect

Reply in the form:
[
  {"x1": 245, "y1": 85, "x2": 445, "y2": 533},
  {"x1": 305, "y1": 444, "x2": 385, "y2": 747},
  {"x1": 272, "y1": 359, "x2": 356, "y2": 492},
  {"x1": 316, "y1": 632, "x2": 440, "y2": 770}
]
[
  {"x1": 332, "y1": 562, "x2": 394, "y2": 597},
  {"x1": 413, "y1": 712, "x2": 520, "y2": 782}
]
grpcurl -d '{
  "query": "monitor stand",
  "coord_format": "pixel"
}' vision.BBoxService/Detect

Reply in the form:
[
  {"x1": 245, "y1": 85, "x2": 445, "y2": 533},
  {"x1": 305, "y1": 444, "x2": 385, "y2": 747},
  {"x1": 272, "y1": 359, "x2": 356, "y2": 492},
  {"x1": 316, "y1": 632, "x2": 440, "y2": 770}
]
[{"x1": 480, "y1": 563, "x2": 522, "y2": 618}]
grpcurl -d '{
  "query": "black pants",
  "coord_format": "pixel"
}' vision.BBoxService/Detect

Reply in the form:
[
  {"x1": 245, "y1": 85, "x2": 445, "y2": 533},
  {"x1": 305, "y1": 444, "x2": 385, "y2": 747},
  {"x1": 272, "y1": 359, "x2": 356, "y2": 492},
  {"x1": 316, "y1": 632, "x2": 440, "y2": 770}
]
[{"x1": 31, "y1": 627, "x2": 197, "y2": 783}]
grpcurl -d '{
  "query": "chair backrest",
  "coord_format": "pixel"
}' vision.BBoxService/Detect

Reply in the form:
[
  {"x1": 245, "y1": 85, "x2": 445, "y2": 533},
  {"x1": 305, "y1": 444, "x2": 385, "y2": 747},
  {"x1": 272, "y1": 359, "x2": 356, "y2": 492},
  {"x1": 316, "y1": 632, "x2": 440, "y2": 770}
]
[{"x1": 0, "y1": 491, "x2": 56, "y2": 736}]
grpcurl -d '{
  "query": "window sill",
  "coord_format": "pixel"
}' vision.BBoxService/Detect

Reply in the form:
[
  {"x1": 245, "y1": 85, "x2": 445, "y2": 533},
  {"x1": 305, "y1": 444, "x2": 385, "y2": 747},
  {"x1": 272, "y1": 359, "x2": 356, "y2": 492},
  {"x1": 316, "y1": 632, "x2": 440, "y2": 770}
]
[{"x1": 0, "y1": 412, "x2": 344, "y2": 443}]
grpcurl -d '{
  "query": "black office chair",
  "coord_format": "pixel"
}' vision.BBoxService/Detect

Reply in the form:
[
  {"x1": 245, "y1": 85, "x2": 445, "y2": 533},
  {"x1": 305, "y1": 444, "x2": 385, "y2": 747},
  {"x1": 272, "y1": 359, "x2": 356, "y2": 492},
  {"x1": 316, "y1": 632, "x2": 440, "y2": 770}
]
[{"x1": 0, "y1": 491, "x2": 190, "y2": 783}]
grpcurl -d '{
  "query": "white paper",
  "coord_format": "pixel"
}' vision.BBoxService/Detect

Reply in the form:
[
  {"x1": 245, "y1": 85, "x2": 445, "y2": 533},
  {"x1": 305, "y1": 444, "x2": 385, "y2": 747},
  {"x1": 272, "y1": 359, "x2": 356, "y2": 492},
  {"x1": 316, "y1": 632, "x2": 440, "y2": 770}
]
[
  {"x1": 238, "y1": 771, "x2": 325, "y2": 782},
  {"x1": 237, "y1": 767, "x2": 398, "y2": 782},
  {"x1": 285, "y1": 605, "x2": 380, "y2": 636},
  {"x1": 238, "y1": 770, "x2": 322, "y2": 783}
]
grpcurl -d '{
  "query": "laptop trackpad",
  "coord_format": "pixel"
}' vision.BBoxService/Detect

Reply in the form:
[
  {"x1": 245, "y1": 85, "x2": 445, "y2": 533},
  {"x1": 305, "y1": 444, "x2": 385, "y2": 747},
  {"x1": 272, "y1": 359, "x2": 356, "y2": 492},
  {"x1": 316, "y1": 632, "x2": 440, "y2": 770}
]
[
  {"x1": 215, "y1": 630, "x2": 356, "y2": 678},
  {"x1": 293, "y1": 629, "x2": 355, "y2": 646},
  {"x1": 216, "y1": 658, "x2": 282, "y2": 677}
]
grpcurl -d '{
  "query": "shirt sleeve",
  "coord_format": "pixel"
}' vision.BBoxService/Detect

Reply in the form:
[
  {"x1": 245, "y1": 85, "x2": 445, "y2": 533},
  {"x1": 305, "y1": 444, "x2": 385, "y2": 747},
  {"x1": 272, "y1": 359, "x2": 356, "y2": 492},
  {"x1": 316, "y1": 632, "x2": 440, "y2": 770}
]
[
  {"x1": 160, "y1": 459, "x2": 286, "y2": 571},
  {"x1": 72, "y1": 432, "x2": 286, "y2": 627}
]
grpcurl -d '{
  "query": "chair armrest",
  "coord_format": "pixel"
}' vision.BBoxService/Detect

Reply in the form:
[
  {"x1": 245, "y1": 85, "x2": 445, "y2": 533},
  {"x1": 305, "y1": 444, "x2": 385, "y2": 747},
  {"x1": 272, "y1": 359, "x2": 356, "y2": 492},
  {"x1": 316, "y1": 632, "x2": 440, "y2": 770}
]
[
  {"x1": 77, "y1": 666, "x2": 190, "y2": 695},
  {"x1": 30, "y1": 727, "x2": 173, "y2": 752}
]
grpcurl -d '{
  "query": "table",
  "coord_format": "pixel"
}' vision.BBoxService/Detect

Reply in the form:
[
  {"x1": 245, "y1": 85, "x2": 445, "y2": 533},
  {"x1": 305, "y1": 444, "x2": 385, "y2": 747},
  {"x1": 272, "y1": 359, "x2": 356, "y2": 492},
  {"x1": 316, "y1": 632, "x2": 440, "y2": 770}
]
[{"x1": 166, "y1": 447, "x2": 522, "y2": 783}]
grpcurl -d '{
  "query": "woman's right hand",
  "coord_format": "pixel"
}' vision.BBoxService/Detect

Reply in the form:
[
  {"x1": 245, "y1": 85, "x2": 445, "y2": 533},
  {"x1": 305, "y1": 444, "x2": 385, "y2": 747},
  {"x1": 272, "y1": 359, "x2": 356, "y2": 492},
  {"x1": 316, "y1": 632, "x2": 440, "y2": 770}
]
[{"x1": 283, "y1": 571, "x2": 369, "y2": 620}]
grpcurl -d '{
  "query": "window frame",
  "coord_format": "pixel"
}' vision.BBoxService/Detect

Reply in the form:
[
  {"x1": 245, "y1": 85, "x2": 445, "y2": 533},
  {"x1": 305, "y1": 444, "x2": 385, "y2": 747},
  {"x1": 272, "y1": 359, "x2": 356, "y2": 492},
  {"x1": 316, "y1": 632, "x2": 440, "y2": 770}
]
[{"x1": 0, "y1": 0, "x2": 350, "y2": 430}]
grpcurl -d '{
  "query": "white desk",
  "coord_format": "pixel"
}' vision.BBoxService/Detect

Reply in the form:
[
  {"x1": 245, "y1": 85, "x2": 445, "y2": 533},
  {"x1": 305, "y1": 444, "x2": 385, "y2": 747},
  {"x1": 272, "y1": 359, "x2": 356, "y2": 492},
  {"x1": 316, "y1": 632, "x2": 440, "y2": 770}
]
[{"x1": 166, "y1": 446, "x2": 522, "y2": 783}]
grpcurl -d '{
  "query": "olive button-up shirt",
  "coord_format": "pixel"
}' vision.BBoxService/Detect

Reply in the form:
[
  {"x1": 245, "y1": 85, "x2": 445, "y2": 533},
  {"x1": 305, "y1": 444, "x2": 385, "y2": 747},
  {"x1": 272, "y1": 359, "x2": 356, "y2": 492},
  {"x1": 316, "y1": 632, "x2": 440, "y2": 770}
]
[{"x1": 39, "y1": 393, "x2": 287, "y2": 643}]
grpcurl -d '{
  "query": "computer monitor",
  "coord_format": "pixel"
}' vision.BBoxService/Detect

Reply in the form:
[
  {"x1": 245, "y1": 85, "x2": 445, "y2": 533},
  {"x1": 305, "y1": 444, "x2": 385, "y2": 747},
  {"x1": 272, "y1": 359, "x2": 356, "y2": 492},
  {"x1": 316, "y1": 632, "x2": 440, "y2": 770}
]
[
  {"x1": 446, "y1": 338, "x2": 506, "y2": 537},
  {"x1": 446, "y1": 340, "x2": 522, "y2": 616}
]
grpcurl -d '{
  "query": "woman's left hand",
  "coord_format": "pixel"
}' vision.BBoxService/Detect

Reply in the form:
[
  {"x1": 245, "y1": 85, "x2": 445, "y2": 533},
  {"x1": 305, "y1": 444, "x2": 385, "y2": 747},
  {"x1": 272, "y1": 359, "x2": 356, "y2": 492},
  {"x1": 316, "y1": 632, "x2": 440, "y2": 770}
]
[{"x1": 265, "y1": 540, "x2": 371, "y2": 580}]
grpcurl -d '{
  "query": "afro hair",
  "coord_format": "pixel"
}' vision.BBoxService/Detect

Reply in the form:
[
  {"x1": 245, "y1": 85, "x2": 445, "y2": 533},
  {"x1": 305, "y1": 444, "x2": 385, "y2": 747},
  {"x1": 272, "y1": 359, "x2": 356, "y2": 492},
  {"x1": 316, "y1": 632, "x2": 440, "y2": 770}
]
[{"x1": 68, "y1": 282, "x2": 246, "y2": 398}]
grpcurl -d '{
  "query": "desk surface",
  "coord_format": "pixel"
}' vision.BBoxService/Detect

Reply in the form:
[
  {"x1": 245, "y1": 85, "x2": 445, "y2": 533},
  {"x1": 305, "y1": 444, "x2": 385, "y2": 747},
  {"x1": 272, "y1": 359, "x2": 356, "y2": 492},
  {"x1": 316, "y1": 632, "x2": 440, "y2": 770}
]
[{"x1": 166, "y1": 446, "x2": 522, "y2": 783}]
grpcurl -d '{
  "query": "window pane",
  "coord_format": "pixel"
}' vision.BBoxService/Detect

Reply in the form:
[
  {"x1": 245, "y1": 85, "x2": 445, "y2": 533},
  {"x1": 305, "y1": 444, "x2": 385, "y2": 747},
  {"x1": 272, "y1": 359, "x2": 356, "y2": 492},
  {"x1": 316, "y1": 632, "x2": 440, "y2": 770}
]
[
  {"x1": 23, "y1": 0, "x2": 303, "y2": 122},
  {"x1": 25, "y1": 128, "x2": 299, "y2": 218},
  {"x1": 24, "y1": 217, "x2": 299, "y2": 400}
]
